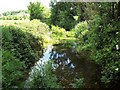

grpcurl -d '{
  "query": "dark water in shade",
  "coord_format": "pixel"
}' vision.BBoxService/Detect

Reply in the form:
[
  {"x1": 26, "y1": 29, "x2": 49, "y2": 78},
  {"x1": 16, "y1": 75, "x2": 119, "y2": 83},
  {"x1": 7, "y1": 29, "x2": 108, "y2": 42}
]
[{"x1": 32, "y1": 44, "x2": 103, "y2": 88}]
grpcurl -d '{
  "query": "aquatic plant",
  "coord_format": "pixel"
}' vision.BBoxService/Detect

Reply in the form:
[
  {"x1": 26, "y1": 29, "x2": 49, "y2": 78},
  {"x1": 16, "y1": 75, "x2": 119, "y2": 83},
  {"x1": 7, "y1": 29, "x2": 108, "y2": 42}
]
[{"x1": 26, "y1": 61, "x2": 62, "y2": 88}]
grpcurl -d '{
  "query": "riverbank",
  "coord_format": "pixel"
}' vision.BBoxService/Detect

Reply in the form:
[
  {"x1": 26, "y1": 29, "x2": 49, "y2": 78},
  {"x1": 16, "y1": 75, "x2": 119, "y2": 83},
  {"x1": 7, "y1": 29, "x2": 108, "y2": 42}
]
[
  {"x1": 2, "y1": 19, "x2": 120, "y2": 88},
  {"x1": 24, "y1": 43, "x2": 103, "y2": 88}
]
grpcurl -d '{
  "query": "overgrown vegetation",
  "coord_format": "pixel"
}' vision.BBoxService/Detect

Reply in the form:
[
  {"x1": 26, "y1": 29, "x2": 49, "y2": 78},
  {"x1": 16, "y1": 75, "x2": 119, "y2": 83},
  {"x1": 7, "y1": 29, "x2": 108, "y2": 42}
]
[
  {"x1": 73, "y1": 3, "x2": 120, "y2": 88},
  {"x1": 71, "y1": 78, "x2": 84, "y2": 88},
  {"x1": 2, "y1": 50, "x2": 25, "y2": 88},
  {"x1": 1, "y1": 20, "x2": 50, "y2": 88},
  {"x1": 25, "y1": 61, "x2": 62, "y2": 88},
  {"x1": 89, "y1": 16, "x2": 120, "y2": 88},
  {"x1": 28, "y1": 1, "x2": 44, "y2": 20},
  {"x1": 1, "y1": 0, "x2": 120, "y2": 89}
]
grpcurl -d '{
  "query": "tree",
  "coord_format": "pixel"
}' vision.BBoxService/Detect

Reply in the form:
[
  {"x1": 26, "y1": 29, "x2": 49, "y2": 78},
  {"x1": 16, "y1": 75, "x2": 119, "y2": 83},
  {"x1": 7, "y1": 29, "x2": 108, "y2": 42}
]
[
  {"x1": 74, "y1": 2, "x2": 120, "y2": 88},
  {"x1": 50, "y1": 1, "x2": 77, "y2": 30},
  {"x1": 28, "y1": 1, "x2": 44, "y2": 20}
]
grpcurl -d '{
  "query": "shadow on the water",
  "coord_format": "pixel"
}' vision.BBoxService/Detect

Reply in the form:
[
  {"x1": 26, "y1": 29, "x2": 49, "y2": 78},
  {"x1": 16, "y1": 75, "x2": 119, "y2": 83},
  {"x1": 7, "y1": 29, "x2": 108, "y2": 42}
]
[{"x1": 34, "y1": 44, "x2": 103, "y2": 88}]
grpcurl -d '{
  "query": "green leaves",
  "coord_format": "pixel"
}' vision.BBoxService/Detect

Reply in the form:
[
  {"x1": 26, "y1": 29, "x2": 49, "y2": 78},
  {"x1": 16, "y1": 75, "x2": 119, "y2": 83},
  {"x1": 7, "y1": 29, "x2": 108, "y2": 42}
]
[
  {"x1": 71, "y1": 78, "x2": 84, "y2": 88},
  {"x1": 88, "y1": 14, "x2": 120, "y2": 87},
  {"x1": 1, "y1": 20, "x2": 50, "y2": 88},
  {"x1": 28, "y1": 1, "x2": 44, "y2": 20},
  {"x1": 27, "y1": 61, "x2": 61, "y2": 88},
  {"x1": 73, "y1": 5, "x2": 120, "y2": 87},
  {"x1": 74, "y1": 21, "x2": 90, "y2": 51},
  {"x1": 2, "y1": 50, "x2": 25, "y2": 88},
  {"x1": 50, "y1": 2, "x2": 77, "y2": 30}
]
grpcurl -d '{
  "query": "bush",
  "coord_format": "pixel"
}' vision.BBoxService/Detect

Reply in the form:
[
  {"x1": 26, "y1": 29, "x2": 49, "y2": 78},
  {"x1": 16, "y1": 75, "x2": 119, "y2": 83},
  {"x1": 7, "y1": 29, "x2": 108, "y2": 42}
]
[
  {"x1": 2, "y1": 50, "x2": 25, "y2": 88},
  {"x1": 2, "y1": 26, "x2": 41, "y2": 66},
  {"x1": 74, "y1": 21, "x2": 90, "y2": 51},
  {"x1": 25, "y1": 61, "x2": 61, "y2": 88},
  {"x1": 73, "y1": 15, "x2": 120, "y2": 87},
  {"x1": 1, "y1": 20, "x2": 50, "y2": 88},
  {"x1": 71, "y1": 78, "x2": 84, "y2": 88},
  {"x1": 88, "y1": 15, "x2": 120, "y2": 87},
  {"x1": 51, "y1": 25, "x2": 66, "y2": 42}
]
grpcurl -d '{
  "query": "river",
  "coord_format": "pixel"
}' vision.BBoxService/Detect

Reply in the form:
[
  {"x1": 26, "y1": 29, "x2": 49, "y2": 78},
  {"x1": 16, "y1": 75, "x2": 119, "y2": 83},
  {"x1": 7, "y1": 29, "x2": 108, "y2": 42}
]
[{"x1": 25, "y1": 43, "x2": 103, "y2": 88}]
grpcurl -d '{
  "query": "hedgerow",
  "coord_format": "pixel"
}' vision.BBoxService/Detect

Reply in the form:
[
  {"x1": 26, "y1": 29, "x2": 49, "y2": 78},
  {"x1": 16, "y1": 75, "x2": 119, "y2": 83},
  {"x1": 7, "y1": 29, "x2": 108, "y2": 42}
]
[
  {"x1": 1, "y1": 20, "x2": 50, "y2": 88},
  {"x1": 74, "y1": 15, "x2": 120, "y2": 87}
]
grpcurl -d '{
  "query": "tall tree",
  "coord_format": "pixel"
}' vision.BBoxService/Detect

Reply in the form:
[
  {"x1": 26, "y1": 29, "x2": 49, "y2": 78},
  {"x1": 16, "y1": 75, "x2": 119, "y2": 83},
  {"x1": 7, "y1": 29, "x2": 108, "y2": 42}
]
[
  {"x1": 28, "y1": 1, "x2": 44, "y2": 20},
  {"x1": 50, "y1": 1, "x2": 77, "y2": 30}
]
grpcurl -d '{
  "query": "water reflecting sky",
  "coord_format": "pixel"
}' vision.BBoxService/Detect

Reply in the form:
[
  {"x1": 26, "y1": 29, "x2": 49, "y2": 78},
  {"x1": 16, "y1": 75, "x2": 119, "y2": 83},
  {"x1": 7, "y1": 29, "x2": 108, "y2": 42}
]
[{"x1": 32, "y1": 44, "x2": 102, "y2": 88}]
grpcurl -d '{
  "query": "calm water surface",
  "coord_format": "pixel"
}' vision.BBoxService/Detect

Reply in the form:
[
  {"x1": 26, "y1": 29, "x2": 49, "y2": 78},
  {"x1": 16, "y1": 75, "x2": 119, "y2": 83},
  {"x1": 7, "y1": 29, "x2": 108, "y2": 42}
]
[{"x1": 29, "y1": 44, "x2": 102, "y2": 88}]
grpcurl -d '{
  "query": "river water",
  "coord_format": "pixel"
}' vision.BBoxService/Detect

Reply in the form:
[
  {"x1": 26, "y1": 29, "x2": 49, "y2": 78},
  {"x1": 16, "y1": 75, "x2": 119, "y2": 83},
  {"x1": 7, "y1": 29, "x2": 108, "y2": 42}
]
[{"x1": 26, "y1": 44, "x2": 102, "y2": 88}]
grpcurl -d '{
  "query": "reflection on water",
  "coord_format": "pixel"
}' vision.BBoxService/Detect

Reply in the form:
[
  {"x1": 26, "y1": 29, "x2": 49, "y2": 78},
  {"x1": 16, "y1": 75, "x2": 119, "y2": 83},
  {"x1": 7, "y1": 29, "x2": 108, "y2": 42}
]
[{"x1": 32, "y1": 44, "x2": 102, "y2": 88}]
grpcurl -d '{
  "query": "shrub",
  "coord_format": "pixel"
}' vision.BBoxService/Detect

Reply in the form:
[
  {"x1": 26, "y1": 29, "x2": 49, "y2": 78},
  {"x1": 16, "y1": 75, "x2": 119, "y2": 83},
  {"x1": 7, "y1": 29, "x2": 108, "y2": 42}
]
[
  {"x1": 2, "y1": 26, "x2": 41, "y2": 66},
  {"x1": 51, "y1": 25, "x2": 66, "y2": 42},
  {"x1": 73, "y1": 15, "x2": 120, "y2": 87},
  {"x1": 88, "y1": 15, "x2": 120, "y2": 87},
  {"x1": 25, "y1": 61, "x2": 61, "y2": 88},
  {"x1": 71, "y1": 78, "x2": 84, "y2": 88},
  {"x1": 1, "y1": 20, "x2": 50, "y2": 88},
  {"x1": 2, "y1": 50, "x2": 25, "y2": 88},
  {"x1": 74, "y1": 21, "x2": 90, "y2": 51}
]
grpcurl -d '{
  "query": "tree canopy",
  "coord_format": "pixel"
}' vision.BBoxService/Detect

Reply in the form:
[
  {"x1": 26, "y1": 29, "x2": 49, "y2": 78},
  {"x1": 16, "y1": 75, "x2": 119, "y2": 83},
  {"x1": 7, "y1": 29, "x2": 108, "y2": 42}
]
[{"x1": 28, "y1": 1, "x2": 44, "y2": 20}]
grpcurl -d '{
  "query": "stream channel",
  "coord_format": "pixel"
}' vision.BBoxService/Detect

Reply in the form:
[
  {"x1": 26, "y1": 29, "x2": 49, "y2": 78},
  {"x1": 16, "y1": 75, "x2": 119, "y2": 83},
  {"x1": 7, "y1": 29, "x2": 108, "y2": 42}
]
[{"x1": 25, "y1": 43, "x2": 102, "y2": 88}]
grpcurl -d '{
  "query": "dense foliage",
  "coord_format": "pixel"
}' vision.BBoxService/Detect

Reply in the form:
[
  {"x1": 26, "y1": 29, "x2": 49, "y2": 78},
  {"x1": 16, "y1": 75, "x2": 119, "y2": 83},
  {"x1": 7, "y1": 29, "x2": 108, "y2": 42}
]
[
  {"x1": 50, "y1": 25, "x2": 67, "y2": 42},
  {"x1": 2, "y1": 50, "x2": 25, "y2": 88},
  {"x1": 1, "y1": 20, "x2": 50, "y2": 88},
  {"x1": 28, "y1": 2, "x2": 44, "y2": 20},
  {"x1": 89, "y1": 16, "x2": 120, "y2": 87},
  {"x1": 25, "y1": 61, "x2": 61, "y2": 88},
  {"x1": 74, "y1": 2, "x2": 120, "y2": 88},
  {"x1": 50, "y1": 1, "x2": 77, "y2": 30},
  {"x1": 1, "y1": 1, "x2": 120, "y2": 89},
  {"x1": 74, "y1": 22, "x2": 90, "y2": 52}
]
